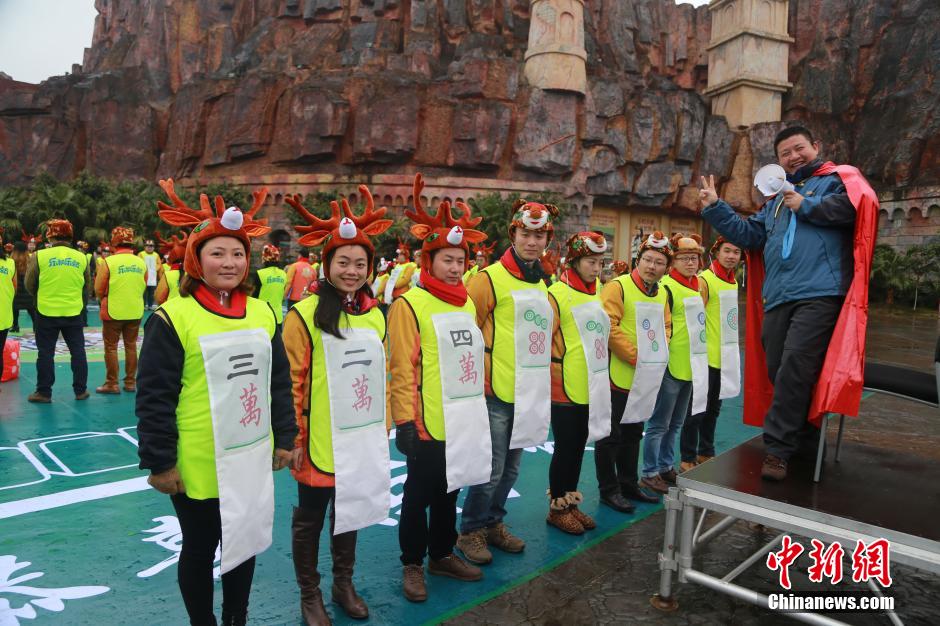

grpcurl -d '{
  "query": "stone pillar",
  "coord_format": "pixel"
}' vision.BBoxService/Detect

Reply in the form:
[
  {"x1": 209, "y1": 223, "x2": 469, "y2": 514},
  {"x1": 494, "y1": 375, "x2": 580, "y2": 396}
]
[
  {"x1": 703, "y1": 0, "x2": 793, "y2": 128},
  {"x1": 524, "y1": 0, "x2": 587, "y2": 95}
]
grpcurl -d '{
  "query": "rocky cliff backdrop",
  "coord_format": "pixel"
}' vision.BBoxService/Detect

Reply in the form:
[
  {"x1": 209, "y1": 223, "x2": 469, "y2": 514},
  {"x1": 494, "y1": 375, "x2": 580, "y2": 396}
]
[{"x1": 1, "y1": 0, "x2": 938, "y2": 244}]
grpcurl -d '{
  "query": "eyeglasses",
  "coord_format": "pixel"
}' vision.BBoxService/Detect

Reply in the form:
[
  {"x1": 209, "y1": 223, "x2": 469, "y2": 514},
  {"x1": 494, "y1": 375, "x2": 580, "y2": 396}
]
[
  {"x1": 675, "y1": 255, "x2": 699, "y2": 263},
  {"x1": 639, "y1": 257, "x2": 667, "y2": 268}
]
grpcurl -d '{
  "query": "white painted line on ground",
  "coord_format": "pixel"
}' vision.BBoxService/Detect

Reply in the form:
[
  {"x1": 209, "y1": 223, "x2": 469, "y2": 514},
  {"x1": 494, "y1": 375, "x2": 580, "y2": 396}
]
[{"x1": 0, "y1": 476, "x2": 151, "y2": 520}]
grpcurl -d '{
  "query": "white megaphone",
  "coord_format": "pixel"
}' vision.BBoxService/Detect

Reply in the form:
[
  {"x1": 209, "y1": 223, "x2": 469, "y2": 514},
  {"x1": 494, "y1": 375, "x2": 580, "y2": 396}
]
[{"x1": 753, "y1": 164, "x2": 794, "y2": 197}]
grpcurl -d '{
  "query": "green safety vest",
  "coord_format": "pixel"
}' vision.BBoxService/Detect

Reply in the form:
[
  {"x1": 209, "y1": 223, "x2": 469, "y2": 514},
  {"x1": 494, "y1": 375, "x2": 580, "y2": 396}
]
[
  {"x1": 547, "y1": 280, "x2": 602, "y2": 405},
  {"x1": 257, "y1": 266, "x2": 288, "y2": 324},
  {"x1": 36, "y1": 247, "x2": 87, "y2": 317},
  {"x1": 105, "y1": 253, "x2": 146, "y2": 320},
  {"x1": 608, "y1": 274, "x2": 668, "y2": 391},
  {"x1": 700, "y1": 269, "x2": 738, "y2": 369},
  {"x1": 482, "y1": 262, "x2": 549, "y2": 403},
  {"x1": 161, "y1": 295, "x2": 276, "y2": 499},
  {"x1": 400, "y1": 286, "x2": 478, "y2": 440},
  {"x1": 293, "y1": 293, "x2": 386, "y2": 474},
  {"x1": 661, "y1": 275, "x2": 703, "y2": 381},
  {"x1": 0, "y1": 258, "x2": 14, "y2": 330}
]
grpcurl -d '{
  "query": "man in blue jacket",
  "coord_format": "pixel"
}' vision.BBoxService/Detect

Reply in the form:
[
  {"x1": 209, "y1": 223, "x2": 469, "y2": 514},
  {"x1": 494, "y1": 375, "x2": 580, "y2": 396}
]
[{"x1": 698, "y1": 126, "x2": 856, "y2": 481}]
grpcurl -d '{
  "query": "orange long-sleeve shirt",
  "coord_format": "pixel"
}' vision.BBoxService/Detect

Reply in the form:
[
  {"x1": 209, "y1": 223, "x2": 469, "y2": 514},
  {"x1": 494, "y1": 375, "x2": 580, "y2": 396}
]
[
  {"x1": 601, "y1": 277, "x2": 672, "y2": 369},
  {"x1": 385, "y1": 295, "x2": 433, "y2": 439}
]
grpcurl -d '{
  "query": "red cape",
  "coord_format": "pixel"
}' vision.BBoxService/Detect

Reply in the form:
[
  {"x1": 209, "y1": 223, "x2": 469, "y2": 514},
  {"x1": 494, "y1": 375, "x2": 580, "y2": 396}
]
[{"x1": 743, "y1": 162, "x2": 879, "y2": 427}]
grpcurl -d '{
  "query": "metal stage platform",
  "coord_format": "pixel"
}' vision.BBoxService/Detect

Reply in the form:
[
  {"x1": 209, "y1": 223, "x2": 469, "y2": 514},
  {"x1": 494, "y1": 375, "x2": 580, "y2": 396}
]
[{"x1": 655, "y1": 434, "x2": 940, "y2": 625}]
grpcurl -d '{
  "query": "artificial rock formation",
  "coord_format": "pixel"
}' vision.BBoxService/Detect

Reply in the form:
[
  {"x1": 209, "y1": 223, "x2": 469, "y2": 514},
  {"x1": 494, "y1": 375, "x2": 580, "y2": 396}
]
[{"x1": 0, "y1": 0, "x2": 938, "y2": 245}]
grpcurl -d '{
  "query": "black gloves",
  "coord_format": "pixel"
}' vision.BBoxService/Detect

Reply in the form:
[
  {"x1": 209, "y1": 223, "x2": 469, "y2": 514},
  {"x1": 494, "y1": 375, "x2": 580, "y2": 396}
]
[{"x1": 395, "y1": 421, "x2": 418, "y2": 458}]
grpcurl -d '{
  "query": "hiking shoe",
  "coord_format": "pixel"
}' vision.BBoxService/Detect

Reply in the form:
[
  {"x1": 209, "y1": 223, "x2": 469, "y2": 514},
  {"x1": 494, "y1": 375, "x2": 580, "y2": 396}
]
[
  {"x1": 75, "y1": 391, "x2": 90, "y2": 400},
  {"x1": 622, "y1": 483, "x2": 660, "y2": 503},
  {"x1": 96, "y1": 385, "x2": 120, "y2": 395},
  {"x1": 402, "y1": 565, "x2": 427, "y2": 602},
  {"x1": 640, "y1": 474, "x2": 670, "y2": 494},
  {"x1": 679, "y1": 461, "x2": 698, "y2": 472},
  {"x1": 761, "y1": 454, "x2": 787, "y2": 481},
  {"x1": 484, "y1": 523, "x2": 525, "y2": 553},
  {"x1": 546, "y1": 506, "x2": 585, "y2": 535},
  {"x1": 27, "y1": 392, "x2": 51, "y2": 403},
  {"x1": 428, "y1": 554, "x2": 483, "y2": 581},
  {"x1": 456, "y1": 530, "x2": 492, "y2": 565},
  {"x1": 696, "y1": 455, "x2": 714, "y2": 464},
  {"x1": 660, "y1": 469, "x2": 678, "y2": 485}
]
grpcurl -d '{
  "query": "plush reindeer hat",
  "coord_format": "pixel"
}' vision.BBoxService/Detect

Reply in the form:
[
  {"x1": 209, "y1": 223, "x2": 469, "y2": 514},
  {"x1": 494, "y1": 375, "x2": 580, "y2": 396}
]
[
  {"x1": 472, "y1": 241, "x2": 496, "y2": 259},
  {"x1": 155, "y1": 230, "x2": 189, "y2": 265},
  {"x1": 284, "y1": 184, "x2": 392, "y2": 280},
  {"x1": 157, "y1": 178, "x2": 271, "y2": 282},
  {"x1": 405, "y1": 173, "x2": 487, "y2": 270},
  {"x1": 540, "y1": 242, "x2": 563, "y2": 277},
  {"x1": 395, "y1": 237, "x2": 411, "y2": 260}
]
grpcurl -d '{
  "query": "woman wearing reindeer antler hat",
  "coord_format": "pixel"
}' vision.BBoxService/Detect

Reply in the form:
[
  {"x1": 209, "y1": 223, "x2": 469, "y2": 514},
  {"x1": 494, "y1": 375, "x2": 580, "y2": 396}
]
[
  {"x1": 545, "y1": 231, "x2": 613, "y2": 535},
  {"x1": 456, "y1": 196, "x2": 557, "y2": 565},
  {"x1": 154, "y1": 230, "x2": 188, "y2": 305},
  {"x1": 136, "y1": 179, "x2": 298, "y2": 626},
  {"x1": 281, "y1": 186, "x2": 393, "y2": 624},
  {"x1": 388, "y1": 174, "x2": 492, "y2": 602}
]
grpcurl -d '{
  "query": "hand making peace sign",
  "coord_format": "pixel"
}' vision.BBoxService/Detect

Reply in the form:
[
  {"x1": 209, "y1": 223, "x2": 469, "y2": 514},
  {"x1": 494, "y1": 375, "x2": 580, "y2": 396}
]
[{"x1": 698, "y1": 175, "x2": 719, "y2": 210}]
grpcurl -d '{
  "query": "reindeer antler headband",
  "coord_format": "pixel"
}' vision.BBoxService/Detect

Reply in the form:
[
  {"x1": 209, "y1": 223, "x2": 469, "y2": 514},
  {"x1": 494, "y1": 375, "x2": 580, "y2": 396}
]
[{"x1": 404, "y1": 173, "x2": 487, "y2": 268}]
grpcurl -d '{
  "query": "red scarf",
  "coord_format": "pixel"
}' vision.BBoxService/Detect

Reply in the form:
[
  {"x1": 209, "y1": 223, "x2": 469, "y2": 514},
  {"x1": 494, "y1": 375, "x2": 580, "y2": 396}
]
[
  {"x1": 668, "y1": 268, "x2": 698, "y2": 291},
  {"x1": 709, "y1": 260, "x2": 736, "y2": 283},
  {"x1": 560, "y1": 268, "x2": 596, "y2": 295},
  {"x1": 630, "y1": 269, "x2": 658, "y2": 297},
  {"x1": 193, "y1": 282, "x2": 247, "y2": 317},
  {"x1": 419, "y1": 267, "x2": 468, "y2": 307}
]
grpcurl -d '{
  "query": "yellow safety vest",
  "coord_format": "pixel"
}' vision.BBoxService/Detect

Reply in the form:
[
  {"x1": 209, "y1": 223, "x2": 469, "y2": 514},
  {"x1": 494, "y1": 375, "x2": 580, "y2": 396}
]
[
  {"x1": 164, "y1": 268, "x2": 181, "y2": 300},
  {"x1": 700, "y1": 269, "x2": 737, "y2": 369},
  {"x1": 105, "y1": 254, "x2": 146, "y2": 320},
  {"x1": 661, "y1": 275, "x2": 703, "y2": 381},
  {"x1": 257, "y1": 266, "x2": 288, "y2": 324},
  {"x1": 482, "y1": 262, "x2": 549, "y2": 403},
  {"x1": 0, "y1": 258, "x2": 15, "y2": 330},
  {"x1": 547, "y1": 280, "x2": 601, "y2": 405},
  {"x1": 293, "y1": 294, "x2": 386, "y2": 473},
  {"x1": 161, "y1": 295, "x2": 276, "y2": 499},
  {"x1": 400, "y1": 286, "x2": 477, "y2": 440},
  {"x1": 462, "y1": 264, "x2": 479, "y2": 285},
  {"x1": 608, "y1": 274, "x2": 668, "y2": 390},
  {"x1": 36, "y1": 247, "x2": 87, "y2": 317}
]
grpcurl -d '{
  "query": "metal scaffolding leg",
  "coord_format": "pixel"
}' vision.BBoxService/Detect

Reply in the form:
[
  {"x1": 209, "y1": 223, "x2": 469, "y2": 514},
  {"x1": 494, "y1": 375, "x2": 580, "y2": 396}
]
[
  {"x1": 835, "y1": 414, "x2": 846, "y2": 463},
  {"x1": 651, "y1": 488, "x2": 681, "y2": 611},
  {"x1": 722, "y1": 533, "x2": 783, "y2": 582},
  {"x1": 813, "y1": 414, "x2": 829, "y2": 483},
  {"x1": 867, "y1": 579, "x2": 903, "y2": 626},
  {"x1": 694, "y1": 513, "x2": 738, "y2": 550},
  {"x1": 678, "y1": 498, "x2": 695, "y2": 584},
  {"x1": 691, "y1": 507, "x2": 708, "y2": 546}
]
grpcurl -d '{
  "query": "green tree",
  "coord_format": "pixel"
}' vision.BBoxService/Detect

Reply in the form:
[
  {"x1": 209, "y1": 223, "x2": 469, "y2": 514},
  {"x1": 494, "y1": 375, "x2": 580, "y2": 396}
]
[
  {"x1": 904, "y1": 242, "x2": 940, "y2": 310},
  {"x1": 870, "y1": 244, "x2": 912, "y2": 305}
]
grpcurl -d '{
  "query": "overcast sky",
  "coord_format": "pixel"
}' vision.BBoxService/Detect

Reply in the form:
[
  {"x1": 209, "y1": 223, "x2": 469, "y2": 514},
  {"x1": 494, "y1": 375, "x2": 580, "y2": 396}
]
[{"x1": 0, "y1": 0, "x2": 709, "y2": 85}]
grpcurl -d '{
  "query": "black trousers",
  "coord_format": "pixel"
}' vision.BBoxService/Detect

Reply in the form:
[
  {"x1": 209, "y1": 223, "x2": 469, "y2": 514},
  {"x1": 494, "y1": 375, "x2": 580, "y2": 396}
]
[
  {"x1": 399, "y1": 439, "x2": 458, "y2": 565},
  {"x1": 144, "y1": 285, "x2": 156, "y2": 308},
  {"x1": 34, "y1": 314, "x2": 87, "y2": 397},
  {"x1": 170, "y1": 494, "x2": 255, "y2": 626},
  {"x1": 680, "y1": 366, "x2": 722, "y2": 462},
  {"x1": 549, "y1": 403, "x2": 589, "y2": 498},
  {"x1": 0, "y1": 329, "x2": 7, "y2": 376},
  {"x1": 761, "y1": 296, "x2": 842, "y2": 460},
  {"x1": 594, "y1": 389, "x2": 644, "y2": 496}
]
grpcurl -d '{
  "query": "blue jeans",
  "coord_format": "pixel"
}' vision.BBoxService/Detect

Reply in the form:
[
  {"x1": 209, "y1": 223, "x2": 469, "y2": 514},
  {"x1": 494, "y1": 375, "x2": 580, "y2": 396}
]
[
  {"x1": 642, "y1": 369, "x2": 692, "y2": 478},
  {"x1": 459, "y1": 395, "x2": 523, "y2": 534}
]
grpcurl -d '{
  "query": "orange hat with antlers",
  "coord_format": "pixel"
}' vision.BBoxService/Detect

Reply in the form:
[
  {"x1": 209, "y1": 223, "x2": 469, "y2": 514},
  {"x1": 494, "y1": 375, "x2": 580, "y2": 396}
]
[
  {"x1": 284, "y1": 184, "x2": 392, "y2": 280},
  {"x1": 395, "y1": 238, "x2": 411, "y2": 260},
  {"x1": 405, "y1": 174, "x2": 487, "y2": 269},
  {"x1": 508, "y1": 198, "x2": 559, "y2": 243},
  {"x1": 157, "y1": 178, "x2": 271, "y2": 283},
  {"x1": 261, "y1": 244, "x2": 280, "y2": 263},
  {"x1": 565, "y1": 231, "x2": 608, "y2": 263},
  {"x1": 155, "y1": 230, "x2": 189, "y2": 264},
  {"x1": 472, "y1": 241, "x2": 496, "y2": 259},
  {"x1": 21, "y1": 230, "x2": 37, "y2": 244}
]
